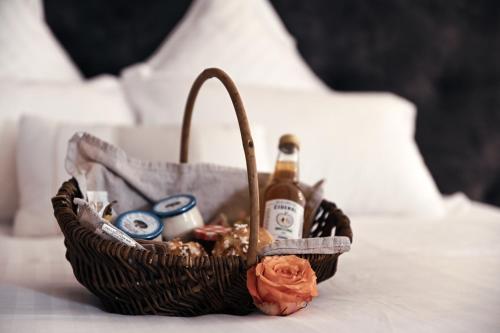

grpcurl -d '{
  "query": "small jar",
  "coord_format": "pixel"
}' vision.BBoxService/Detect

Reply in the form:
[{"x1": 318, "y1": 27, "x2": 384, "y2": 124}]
[
  {"x1": 153, "y1": 194, "x2": 204, "y2": 241},
  {"x1": 115, "y1": 210, "x2": 164, "y2": 241},
  {"x1": 194, "y1": 225, "x2": 231, "y2": 253}
]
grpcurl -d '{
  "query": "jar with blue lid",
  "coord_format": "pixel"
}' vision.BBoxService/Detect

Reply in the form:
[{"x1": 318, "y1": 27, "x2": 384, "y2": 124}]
[
  {"x1": 153, "y1": 194, "x2": 204, "y2": 241},
  {"x1": 115, "y1": 210, "x2": 164, "y2": 241}
]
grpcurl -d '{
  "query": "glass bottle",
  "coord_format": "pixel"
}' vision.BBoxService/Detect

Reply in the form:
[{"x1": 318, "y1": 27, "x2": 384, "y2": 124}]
[{"x1": 262, "y1": 134, "x2": 305, "y2": 240}]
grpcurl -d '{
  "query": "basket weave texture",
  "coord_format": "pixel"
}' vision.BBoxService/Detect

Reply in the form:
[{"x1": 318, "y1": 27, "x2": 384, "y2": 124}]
[{"x1": 51, "y1": 68, "x2": 353, "y2": 316}]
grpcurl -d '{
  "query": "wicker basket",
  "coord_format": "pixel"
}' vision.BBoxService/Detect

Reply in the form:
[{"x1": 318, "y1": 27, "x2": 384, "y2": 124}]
[{"x1": 51, "y1": 68, "x2": 353, "y2": 316}]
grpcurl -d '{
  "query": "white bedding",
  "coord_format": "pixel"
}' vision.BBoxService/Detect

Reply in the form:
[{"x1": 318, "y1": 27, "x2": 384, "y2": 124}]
[{"x1": 1, "y1": 194, "x2": 499, "y2": 333}]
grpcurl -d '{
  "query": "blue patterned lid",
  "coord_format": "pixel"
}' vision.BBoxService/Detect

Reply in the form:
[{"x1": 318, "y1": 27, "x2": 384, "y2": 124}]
[
  {"x1": 152, "y1": 194, "x2": 197, "y2": 218},
  {"x1": 115, "y1": 210, "x2": 163, "y2": 240}
]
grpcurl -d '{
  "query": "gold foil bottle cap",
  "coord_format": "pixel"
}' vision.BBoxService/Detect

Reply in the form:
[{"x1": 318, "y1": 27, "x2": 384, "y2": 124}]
[{"x1": 278, "y1": 134, "x2": 300, "y2": 150}]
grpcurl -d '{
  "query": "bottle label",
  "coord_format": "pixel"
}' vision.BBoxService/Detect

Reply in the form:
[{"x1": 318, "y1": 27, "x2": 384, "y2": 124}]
[{"x1": 263, "y1": 199, "x2": 304, "y2": 240}]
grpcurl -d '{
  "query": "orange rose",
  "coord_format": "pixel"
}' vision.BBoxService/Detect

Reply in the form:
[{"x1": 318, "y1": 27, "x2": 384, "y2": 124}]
[{"x1": 247, "y1": 255, "x2": 318, "y2": 316}]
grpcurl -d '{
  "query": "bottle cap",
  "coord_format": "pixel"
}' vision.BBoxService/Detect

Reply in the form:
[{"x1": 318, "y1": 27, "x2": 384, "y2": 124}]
[{"x1": 278, "y1": 134, "x2": 300, "y2": 150}]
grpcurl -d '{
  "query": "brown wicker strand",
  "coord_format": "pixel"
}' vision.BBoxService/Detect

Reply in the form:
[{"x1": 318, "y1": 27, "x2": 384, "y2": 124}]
[{"x1": 180, "y1": 68, "x2": 260, "y2": 266}]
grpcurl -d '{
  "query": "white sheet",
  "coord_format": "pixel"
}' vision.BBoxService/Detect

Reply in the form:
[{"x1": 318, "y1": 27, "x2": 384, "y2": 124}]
[{"x1": 1, "y1": 194, "x2": 499, "y2": 333}]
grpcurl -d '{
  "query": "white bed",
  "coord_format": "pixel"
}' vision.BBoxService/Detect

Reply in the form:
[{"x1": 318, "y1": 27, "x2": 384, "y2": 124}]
[
  {"x1": 1, "y1": 194, "x2": 499, "y2": 333},
  {"x1": 2, "y1": 0, "x2": 499, "y2": 331}
]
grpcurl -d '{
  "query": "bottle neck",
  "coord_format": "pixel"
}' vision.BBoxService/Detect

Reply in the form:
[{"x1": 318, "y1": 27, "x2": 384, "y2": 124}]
[{"x1": 273, "y1": 147, "x2": 299, "y2": 182}]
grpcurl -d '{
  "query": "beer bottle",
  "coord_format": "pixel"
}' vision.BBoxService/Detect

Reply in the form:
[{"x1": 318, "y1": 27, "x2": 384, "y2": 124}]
[{"x1": 262, "y1": 134, "x2": 305, "y2": 240}]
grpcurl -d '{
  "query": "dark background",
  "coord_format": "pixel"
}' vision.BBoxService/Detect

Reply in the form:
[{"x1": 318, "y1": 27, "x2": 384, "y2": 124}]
[{"x1": 44, "y1": 0, "x2": 500, "y2": 207}]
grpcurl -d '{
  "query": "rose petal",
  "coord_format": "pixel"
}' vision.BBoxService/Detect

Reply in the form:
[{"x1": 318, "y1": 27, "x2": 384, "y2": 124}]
[
  {"x1": 257, "y1": 277, "x2": 316, "y2": 303},
  {"x1": 280, "y1": 301, "x2": 307, "y2": 316},
  {"x1": 257, "y1": 278, "x2": 300, "y2": 303},
  {"x1": 255, "y1": 301, "x2": 308, "y2": 316},
  {"x1": 246, "y1": 266, "x2": 263, "y2": 303},
  {"x1": 255, "y1": 301, "x2": 282, "y2": 316},
  {"x1": 259, "y1": 272, "x2": 315, "y2": 295}
]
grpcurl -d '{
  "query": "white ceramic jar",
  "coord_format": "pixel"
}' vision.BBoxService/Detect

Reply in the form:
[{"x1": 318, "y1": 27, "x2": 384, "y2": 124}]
[
  {"x1": 153, "y1": 194, "x2": 204, "y2": 241},
  {"x1": 115, "y1": 210, "x2": 164, "y2": 241}
]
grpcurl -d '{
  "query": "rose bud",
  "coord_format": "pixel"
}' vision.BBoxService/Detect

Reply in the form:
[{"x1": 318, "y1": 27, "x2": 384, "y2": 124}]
[{"x1": 246, "y1": 255, "x2": 318, "y2": 316}]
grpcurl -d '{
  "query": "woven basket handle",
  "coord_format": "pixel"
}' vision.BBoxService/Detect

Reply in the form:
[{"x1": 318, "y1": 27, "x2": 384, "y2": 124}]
[{"x1": 180, "y1": 68, "x2": 260, "y2": 266}]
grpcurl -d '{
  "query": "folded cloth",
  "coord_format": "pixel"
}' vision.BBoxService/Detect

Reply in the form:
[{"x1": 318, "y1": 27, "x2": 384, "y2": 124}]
[
  {"x1": 65, "y1": 132, "x2": 324, "y2": 230},
  {"x1": 259, "y1": 236, "x2": 351, "y2": 256}
]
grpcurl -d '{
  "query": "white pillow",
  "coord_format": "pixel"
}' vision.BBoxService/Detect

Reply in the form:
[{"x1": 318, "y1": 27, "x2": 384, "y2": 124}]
[
  {"x1": 0, "y1": 0, "x2": 81, "y2": 81},
  {"x1": 0, "y1": 76, "x2": 135, "y2": 223},
  {"x1": 121, "y1": 77, "x2": 444, "y2": 217},
  {"x1": 14, "y1": 117, "x2": 270, "y2": 237},
  {"x1": 122, "y1": 0, "x2": 325, "y2": 91}
]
